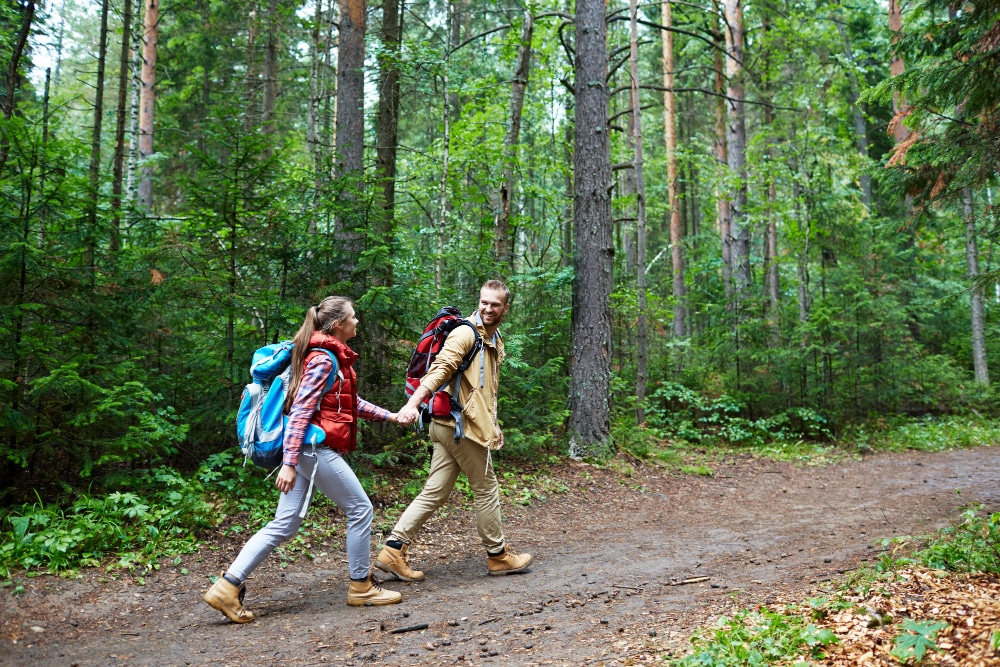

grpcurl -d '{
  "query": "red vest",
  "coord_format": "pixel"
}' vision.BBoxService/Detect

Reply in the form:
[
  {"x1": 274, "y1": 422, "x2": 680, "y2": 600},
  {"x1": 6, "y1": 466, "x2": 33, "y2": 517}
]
[{"x1": 306, "y1": 333, "x2": 358, "y2": 453}]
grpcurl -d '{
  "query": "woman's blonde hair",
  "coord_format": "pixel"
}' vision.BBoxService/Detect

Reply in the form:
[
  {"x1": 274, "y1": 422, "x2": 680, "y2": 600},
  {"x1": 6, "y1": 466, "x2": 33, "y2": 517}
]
[{"x1": 283, "y1": 296, "x2": 353, "y2": 413}]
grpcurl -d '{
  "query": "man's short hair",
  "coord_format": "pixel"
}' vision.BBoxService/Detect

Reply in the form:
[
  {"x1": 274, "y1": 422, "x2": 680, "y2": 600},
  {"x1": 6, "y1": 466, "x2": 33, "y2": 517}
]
[{"x1": 481, "y1": 279, "x2": 512, "y2": 305}]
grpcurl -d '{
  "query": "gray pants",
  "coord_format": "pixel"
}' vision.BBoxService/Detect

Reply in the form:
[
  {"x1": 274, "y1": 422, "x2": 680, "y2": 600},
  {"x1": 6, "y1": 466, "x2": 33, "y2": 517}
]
[{"x1": 227, "y1": 448, "x2": 373, "y2": 581}]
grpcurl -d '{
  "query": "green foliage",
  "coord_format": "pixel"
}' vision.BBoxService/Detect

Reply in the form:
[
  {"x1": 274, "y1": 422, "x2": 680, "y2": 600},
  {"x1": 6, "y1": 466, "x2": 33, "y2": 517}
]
[
  {"x1": 917, "y1": 504, "x2": 1000, "y2": 574},
  {"x1": 890, "y1": 619, "x2": 947, "y2": 663},
  {"x1": 844, "y1": 415, "x2": 1000, "y2": 454},
  {"x1": 670, "y1": 607, "x2": 838, "y2": 667}
]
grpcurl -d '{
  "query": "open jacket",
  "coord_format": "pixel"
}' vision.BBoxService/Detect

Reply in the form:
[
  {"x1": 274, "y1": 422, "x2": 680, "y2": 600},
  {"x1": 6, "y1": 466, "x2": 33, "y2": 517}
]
[{"x1": 421, "y1": 313, "x2": 505, "y2": 449}]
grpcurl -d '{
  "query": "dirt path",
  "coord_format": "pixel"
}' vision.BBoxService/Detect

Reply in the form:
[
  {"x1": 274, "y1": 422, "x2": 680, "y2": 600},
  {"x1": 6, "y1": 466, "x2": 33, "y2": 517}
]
[{"x1": 3, "y1": 446, "x2": 999, "y2": 667}]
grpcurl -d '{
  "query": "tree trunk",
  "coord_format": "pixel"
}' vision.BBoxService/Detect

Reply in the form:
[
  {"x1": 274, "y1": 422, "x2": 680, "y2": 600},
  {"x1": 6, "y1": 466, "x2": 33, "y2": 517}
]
[
  {"x1": 375, "y1": 0, "x2": 404, "y2": 234},
  {"x1": 261, "y1": 0, "x2": 279, "y2": 138},
  {"x1": 888, "y1": 0, "x2": 909, "y2": 144},
  {"x1": 965, "y1": 189, "x2": 989, "y2": 385},
  {"x1": 834, "y1": 20, "x2": 871, "y2": 207},
  {"x1": 137, "y1": 0, "x2": 159, "y2": 210},
  {"x1": 0, "y1": 0, "x2": 36, "y2": 171},
  {"x1": 308, "y1": 0, "x2": 324, "y2": 214},
  {"x1": 494, "y1": 10, "x2": 534, "y2": 273},
  {"x1": 126, "y1": 17, "x2": 142, "y2": 207},
  {"x1": 437, "y1": 70, "x2": 450, "y2": 293},
  {"x1": 662, "y1": 0, "x2": 684, "y2": 338},
  {"x1": 336, "y1": 0, "x2": 367, "y2": 178},
  {"x1": 39, "y1": 67, "x2": 50, "y2": 245},
  {"x1": 244, "y1": 2, "x2": 260, "y2": 131},
  {"x1": 111, "y1": 0, "x2": 133, "y2": 252},
  {"x1": 568, "y1": 0, "x2": 613, "y2": 459},
  {"x1": 723, "y1": 0, "x2": 750, "y2": 300},
  {"x1": 712, "y1": 29, "x2": 731, "y2": 301},
  {"x1": 87, "y1": 0, "x2": 111, "y2": 272},
  {"x1": 630, "y1": 0, "x2": 649, "y2": 424}
]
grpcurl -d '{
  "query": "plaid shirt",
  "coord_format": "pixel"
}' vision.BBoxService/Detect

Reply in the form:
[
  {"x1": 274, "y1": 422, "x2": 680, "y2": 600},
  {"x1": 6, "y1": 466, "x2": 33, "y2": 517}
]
[{"x1": 283, "y1": 352, "x2": 389, "y2": 466}]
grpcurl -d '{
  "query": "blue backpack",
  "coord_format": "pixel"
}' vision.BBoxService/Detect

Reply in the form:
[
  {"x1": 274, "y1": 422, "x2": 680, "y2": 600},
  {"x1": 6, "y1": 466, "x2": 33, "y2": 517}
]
[{"x1": 236, "y1": 341, "x2": 342, "y2": 472}]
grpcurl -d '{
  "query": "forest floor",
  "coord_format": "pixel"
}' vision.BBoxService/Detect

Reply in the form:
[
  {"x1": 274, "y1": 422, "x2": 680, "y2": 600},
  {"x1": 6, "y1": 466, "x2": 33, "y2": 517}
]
[{"x1": 2, "y1": 445, "x2": 999, "y2": 667}]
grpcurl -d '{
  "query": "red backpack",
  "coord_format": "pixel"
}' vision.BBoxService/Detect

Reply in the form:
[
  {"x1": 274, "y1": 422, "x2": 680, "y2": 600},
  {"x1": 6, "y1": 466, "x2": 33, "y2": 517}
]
[{"x1": 405, "y1": 306, "x2": 483, "y2": 439}]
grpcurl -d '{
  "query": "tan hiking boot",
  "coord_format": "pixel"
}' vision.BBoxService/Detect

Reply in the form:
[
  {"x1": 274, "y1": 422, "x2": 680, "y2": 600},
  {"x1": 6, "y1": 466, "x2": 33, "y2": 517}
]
[
  {"x1": 487, "y1": 544, "x2": 533, "y2": 576},
  {"x1": 204, "y1": 574, "x2": 255, "y2": 623},
  {"x1": 347, "y1": 574, "x2": 403, "y2": 607},
  {"x1": 375, "y1": 544, "x2": 426, "y2": 582}
]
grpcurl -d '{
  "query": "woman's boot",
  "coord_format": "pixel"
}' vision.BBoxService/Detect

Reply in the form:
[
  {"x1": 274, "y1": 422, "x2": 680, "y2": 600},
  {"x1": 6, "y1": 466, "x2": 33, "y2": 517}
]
[
  {"x1": 347, "y1": 574, "x2": 402, "y2": 606},
  {"x1": 204, "y1": 573, "x2": 255, "y2": 623}
]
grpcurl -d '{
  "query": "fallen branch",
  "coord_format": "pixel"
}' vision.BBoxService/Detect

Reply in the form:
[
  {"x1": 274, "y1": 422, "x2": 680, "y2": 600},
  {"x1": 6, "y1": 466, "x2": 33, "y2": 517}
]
[
  {"x1": 668, "y1": 576, "x2": 710, "y2": 586},
  {"x1": 478, "y1": 617, "x2": 501, "y2": 625},
  {"x1": 389, "y1": 623, "x2": 429, "y2": 634}
]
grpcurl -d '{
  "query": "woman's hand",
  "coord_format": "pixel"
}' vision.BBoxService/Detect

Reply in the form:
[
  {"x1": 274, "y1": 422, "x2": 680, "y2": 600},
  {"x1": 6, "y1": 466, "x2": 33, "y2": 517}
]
[
  {"x1": 275, "y1": 464, "x2": 297, "y2": 494},
  {"x1": 390, "y1": 411, "x2": 416, "y2": 426}
]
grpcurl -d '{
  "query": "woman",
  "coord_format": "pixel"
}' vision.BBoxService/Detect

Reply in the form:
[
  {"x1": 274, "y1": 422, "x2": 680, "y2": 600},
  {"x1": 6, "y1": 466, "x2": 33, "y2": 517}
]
[{"x1": 204, "y1": 297, "x2": 407, "y2": 623}]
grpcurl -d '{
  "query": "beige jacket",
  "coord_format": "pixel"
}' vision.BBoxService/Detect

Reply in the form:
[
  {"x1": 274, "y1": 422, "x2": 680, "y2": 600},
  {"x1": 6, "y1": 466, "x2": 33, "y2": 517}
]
[{"x1": 421, "y1": 314, "x2": 504, "y2": 449}]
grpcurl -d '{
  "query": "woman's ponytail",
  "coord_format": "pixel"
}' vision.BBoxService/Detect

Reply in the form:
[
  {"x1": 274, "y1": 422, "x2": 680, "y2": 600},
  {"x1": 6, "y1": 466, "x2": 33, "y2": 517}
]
[{"x1": 284, "y1": 298, "x2": 352, "y2": 414}]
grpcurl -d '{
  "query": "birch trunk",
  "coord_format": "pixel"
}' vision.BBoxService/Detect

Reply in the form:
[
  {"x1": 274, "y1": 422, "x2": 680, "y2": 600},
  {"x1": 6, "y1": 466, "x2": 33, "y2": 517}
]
[
  {"x1": 965, "y1": 189, "x2": 989, "y2": 384},
  {"x1": 495, "y1": 10, "x2": 534, "y2": 272},
  {"x1": 125, "y1": 19, "x2": 141, "y2": 208},
  {"x1": 137, "y1": 0, "x2": 159, "y2": 210},
  {"x1": 568, "y1": 0, "x2": 613, "y2": 458},
  {"x1": 111, "y1": 0, "x2": 133, "y2": 252}
]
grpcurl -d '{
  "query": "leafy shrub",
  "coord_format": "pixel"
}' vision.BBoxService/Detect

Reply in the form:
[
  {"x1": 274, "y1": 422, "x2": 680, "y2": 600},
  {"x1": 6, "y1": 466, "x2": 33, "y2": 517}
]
[
  {"x1": 671, "y1": 607, "x2": 838, "y2": 666},
  {"x1": 917, "y1": 504, "x2": 1000, "y2": 574}
]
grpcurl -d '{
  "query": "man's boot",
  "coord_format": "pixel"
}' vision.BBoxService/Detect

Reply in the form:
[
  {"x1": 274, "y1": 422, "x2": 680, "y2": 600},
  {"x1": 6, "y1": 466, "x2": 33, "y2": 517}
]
[
  {"x1": 204, "y1": 574, "x2": 255, "y2": 623},
  {"x1": 487, "y1": 544, "x2": 533, "y2": 576},
  {"x1": 347, "y1": 574, "x2": 403, "y2": 606},
  {"x1": 375, "y1": 543, "x2": 426, "y2": 581}
]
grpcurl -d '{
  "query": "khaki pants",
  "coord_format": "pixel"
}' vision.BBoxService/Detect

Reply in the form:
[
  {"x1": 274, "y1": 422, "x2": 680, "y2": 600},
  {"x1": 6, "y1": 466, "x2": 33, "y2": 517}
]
[{"x1": 390, "y1": 421, "x2": 505, "y2": 551}]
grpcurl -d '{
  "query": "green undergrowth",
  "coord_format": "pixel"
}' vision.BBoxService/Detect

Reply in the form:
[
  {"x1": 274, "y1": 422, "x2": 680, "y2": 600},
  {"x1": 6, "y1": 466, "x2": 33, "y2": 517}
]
[
  {"x1": 666, "y1": 504, "x2": 1000, "y2": 666},
  {"x1": 0, "y1": 447, "x2": 569, "y2": 586},
  {"x1": 617, "y1": 411, "x2": 1000, "y2": 472}
]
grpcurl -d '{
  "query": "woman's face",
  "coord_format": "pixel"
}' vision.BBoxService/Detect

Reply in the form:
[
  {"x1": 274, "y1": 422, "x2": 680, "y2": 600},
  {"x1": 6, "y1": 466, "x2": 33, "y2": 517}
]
[{"x1": 331, "y1": 304, "x2": 358, "y2": 342}]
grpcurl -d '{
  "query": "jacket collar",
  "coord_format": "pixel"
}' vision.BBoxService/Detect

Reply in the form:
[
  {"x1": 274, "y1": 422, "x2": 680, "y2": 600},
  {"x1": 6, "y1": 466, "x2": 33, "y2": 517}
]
[
  {"x1": 308, "y1": 332, "x2": 358, "y2": 367},
  {"x1": 471, "y1": 310, "x2": 500, "y2": 347}
]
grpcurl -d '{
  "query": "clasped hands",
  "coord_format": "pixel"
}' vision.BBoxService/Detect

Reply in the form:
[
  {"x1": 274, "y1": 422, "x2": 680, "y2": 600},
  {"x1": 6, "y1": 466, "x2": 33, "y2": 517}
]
[{"x1": 389, "y1": 404, "x2": 421, "y2": 426}]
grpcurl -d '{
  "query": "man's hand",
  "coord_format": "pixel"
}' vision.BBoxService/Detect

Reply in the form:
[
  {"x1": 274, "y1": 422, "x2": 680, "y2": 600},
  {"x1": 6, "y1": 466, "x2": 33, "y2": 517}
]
[
  {"x1": 275, "y1": 464, "x2": 296, "y2": 494},
  {"x1": 389, "y1": 411, "x2": 416, "y2": 425},
  {"x1": 397, "y1": 405, "x2": 420, "y2": 425},
  {"x1": 496, "y1": 426, "x2": 504, "y2": 450}
]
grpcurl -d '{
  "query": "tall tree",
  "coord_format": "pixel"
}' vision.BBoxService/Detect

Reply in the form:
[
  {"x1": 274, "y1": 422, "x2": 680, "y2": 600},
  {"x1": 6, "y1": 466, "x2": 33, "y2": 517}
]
[
  {"x1": 568, "y1": 0, "x2": 613, "y2": 458},
  {"x1": 494, "y1": 9, "x2": 534, "y2": 273},
  {"x1": 661, "y1": 0, "x2": 684, "y2": 337},
  {"x1": 87, "y1": 0, "x2": 111, "y2": 271},
  {"x1": 712, "y1": 24, "x2": 732, "y2": 301},
  {"x1": 888, "y1": 0, "x2": 909, "y2": 144},
  {"x1": 375, "y1": 0, "x2": 404, "y2": 231},
  {"x1": 335, "y1": 0, "x2": 367, "y2": 280},
  {"x1": 261, "y1": 0, "x2": 280, "y2": 138},
  {"x1": 631, "y1": 0, "x2": 649, "y2": 423},
  {"x1": 137, "y1": 0, "x2": 159, "y2": 210},
  {"x1": 110, "y1": 0, "x2": 134, "y2": 252},
  {"x1": 0, "y1": 0, "x2": 36, "y2": 171},
  {"x1": 723, "y1": 0, "x2": 750, "y2": 299},
  {"x1": 964, "y1": 190, "x2": 989, "y2": 385}
]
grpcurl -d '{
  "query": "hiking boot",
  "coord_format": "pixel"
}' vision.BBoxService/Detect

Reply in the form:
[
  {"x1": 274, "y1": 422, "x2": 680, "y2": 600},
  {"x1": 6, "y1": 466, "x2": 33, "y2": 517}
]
[
  {"x1": 375, "y1": 544, "x2": 426, "y2": 582},
  {"x1": 204, "y1": 574, "x2": 255, "y2": 623},
  {"x1": 347, "y1": 574, "x2": 403, "y2": 607},
  {"x1": 487, "y1": 544, "x2": 533, "y2": 576}
]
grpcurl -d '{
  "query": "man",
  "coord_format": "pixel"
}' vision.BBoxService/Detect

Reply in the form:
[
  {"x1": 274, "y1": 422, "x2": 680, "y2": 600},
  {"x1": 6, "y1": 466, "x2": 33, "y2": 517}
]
[{"x1": 376, "y1": 280, "x2": 532, "y2": 580}]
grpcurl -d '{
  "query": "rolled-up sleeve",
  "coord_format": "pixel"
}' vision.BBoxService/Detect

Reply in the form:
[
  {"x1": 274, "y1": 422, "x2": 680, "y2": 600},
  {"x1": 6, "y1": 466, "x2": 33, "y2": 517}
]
[
  {"x1": 358, "y1": 397, "x2": 389, "y2": 422},
  {"x1": 419, "y1": 326, "x2": 475, "y2": 394},
  {"x1": 283, "y1": 354, "x2": 333, "y2": 467}
]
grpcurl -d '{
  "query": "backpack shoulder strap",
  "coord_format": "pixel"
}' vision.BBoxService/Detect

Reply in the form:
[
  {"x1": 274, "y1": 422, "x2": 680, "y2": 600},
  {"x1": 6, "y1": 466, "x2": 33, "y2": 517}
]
[{"x1": 305, "y1": 347, "x2": 342, "y2": 395}]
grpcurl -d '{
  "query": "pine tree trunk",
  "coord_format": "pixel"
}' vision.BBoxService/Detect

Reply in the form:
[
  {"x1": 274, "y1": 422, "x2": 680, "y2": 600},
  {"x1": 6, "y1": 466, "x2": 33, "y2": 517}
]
[
  {"x1": 712, "y1": 31, "x2": 731, "y2": 302},
  {"x1": 662, "y1": 0, "x2": 684, "y2": 338},
  {"x1": 244, "y1": 3, "x2": 260, "y2": 131},
  {"x1": 137, "y1": 0, "x2": 159, "y2": 210},
  {"x1": 723, "y1": 0, "x2": 750, "y2": 300},
  {"x1": 335, "y1": 0, "x2": 367, "y2": 279},
  {"x1": 39, "y1": 67, "x2": 51, "y2": 246},
  {"x1": 494, "y1": 10, "x2": 534, "y2": 272},
  {"x1": 375, "y1": 0, "x2": 403, "y2": 233},
  {"x1": 568, "y1": 0, "x2": 613, "y2": 459},
  {"x1": 308, "y1": 0, "x2": 324, "y2": 215},
  {"x1": 110, "y1": 0, "x2": 133, "y2": 252},
  {"x1": 834, "y1": 20, "x2": 871, "y2": 207},
  {"x1": 87, "y1": 0, "x2": 111, "y2": 273},
  {"x1": 261, "y1": 0, "x2": 279, "y2": 138},
  {"x1": 888, "y1": 0, "x2": 909, "y2": 144},
  {"x1": 437, "y1": 70, "x2": 450, "y2": 294},
  {"x1": 965, "y1": 188, "x2": 989, "y2": 385},
  {"x1": 630, "y1": 0, "x2": 648, "y2": 424},
  {"x1": 0, "y1": 0, "x2": 36, "y2": 171}
]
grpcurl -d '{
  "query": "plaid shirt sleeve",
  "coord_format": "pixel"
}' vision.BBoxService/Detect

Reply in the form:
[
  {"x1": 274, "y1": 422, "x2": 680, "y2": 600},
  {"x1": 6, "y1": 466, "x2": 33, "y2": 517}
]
[
  {"x1": 357, "y1": 397, "x2": 389, "y2": 422},
  {"x1": 282, "y1": 353, "x2": 333, "y2": 467}
]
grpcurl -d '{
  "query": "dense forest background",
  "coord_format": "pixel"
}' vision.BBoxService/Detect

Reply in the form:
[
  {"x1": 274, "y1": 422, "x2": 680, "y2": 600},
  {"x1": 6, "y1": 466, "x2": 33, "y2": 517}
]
[{"x1": 2, "y1": 0, "x2": 999, "y2": 510}]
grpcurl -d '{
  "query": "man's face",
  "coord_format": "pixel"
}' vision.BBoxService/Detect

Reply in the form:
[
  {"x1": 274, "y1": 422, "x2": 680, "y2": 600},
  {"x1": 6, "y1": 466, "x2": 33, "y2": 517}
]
[{"x1": 478, "y1": 288, "x2": 510, "y2": 328}]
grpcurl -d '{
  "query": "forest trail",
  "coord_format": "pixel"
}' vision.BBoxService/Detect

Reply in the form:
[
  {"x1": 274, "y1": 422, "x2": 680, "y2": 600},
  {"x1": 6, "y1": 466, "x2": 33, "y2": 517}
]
[{"x1": 3, "y1": 446, "x2": 999, "y2": 667}]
